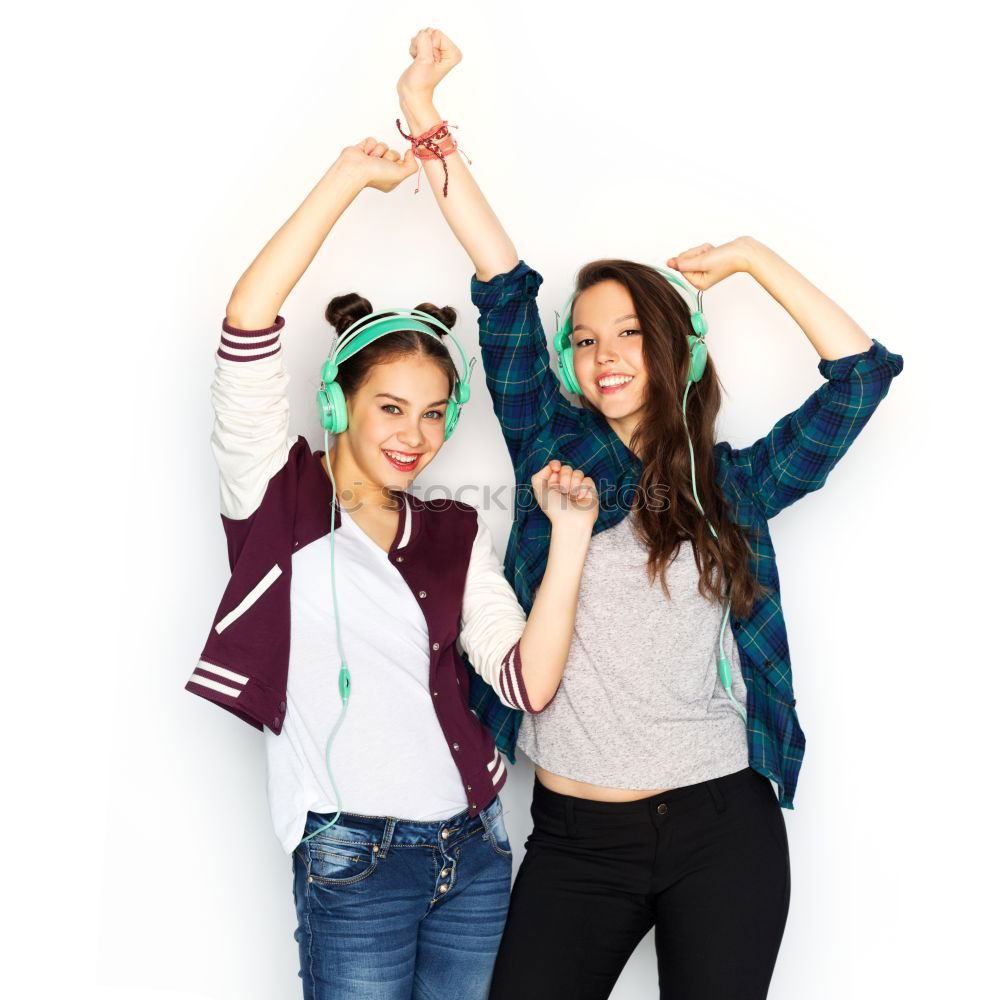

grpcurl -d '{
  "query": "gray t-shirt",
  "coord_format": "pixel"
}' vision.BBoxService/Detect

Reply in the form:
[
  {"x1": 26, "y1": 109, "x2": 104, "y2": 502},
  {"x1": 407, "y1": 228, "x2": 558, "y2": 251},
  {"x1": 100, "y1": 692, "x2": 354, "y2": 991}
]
[{"x1": 517, "y1": 512, "x2": 749, "y2": 790}]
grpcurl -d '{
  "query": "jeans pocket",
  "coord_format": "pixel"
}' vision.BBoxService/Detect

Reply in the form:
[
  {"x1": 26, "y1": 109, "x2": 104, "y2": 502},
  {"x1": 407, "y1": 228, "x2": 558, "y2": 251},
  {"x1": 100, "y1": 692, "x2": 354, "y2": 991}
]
[
  {"x1": 484, "y1": 808, "x2": 513, "y2": 858},
  {"x1": 306, "y1": 836, "x2": 381, "y2": 885}
]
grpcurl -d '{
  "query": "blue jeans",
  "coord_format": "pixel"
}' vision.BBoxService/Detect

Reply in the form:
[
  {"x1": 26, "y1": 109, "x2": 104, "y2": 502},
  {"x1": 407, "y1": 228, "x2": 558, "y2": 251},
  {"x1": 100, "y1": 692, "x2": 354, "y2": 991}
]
[{"x1": 292, "y1": 795, "x2": 513, "y2": 999}]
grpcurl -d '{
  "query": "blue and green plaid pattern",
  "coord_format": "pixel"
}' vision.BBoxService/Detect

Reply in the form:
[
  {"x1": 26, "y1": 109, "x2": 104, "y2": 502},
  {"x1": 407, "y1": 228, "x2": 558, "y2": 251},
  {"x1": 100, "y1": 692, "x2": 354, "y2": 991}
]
[{"x1": 463, "y1": 259, "x2": 903, "y2": 808}]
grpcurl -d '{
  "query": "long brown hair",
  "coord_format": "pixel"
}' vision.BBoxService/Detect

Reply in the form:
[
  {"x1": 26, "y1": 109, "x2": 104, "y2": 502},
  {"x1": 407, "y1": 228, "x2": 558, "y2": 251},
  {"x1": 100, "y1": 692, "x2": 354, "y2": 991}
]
[{"x1": 572, "y1": 259, "x2": 767, "y2": 618}]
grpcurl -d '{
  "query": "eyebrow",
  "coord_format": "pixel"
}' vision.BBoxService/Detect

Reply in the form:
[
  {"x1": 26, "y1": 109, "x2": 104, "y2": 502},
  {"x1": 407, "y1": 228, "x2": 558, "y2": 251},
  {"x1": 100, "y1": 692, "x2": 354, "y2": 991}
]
[
  {"x1": 376, "y1": 392, "x2": 450, "y2": 407},
  {"x1": 571, "y1": 313, "x2": 639, "y2": 334}
]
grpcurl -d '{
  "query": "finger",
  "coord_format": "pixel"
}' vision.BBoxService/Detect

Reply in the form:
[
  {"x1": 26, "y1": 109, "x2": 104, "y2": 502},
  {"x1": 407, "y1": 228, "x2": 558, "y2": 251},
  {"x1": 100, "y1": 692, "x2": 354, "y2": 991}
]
[
  {"x1": 548, "y1": 459, "x2": 562, "y2": 471},
  {"x1": 568, "y1": 468, "x2": 585, "y2": 495},
  {"x1": 361, "y1": 136, "x2": 378, "y2": 155},
  {"x1": 370, "y1": 142, "x2": 389, "y2": 158},
  {"x1": 667, "y1": 244, "x2": 714, "y2": 267},
  {"x1": 557, "y1": 464, "x2": 575, "y2": 493},
  {"x1": 385, "y1": 149, "x2": 401, "y2": 162},
  {"x1": 415, "y1": 29, "x2": 434, "y2": 61},
  {"x1": 434, "y1": 29, "x2": 459, "y2": 58}
]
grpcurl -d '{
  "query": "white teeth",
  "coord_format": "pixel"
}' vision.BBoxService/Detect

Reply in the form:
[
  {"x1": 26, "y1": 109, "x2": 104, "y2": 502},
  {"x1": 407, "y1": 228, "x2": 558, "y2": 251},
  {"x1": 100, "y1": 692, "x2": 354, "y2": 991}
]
[
  {"x1": 598, "y1": 374, "x2": 633, "y2": 388},
  {"x1": 384, "y1": 450, "x2": 418, "y2": 464}
]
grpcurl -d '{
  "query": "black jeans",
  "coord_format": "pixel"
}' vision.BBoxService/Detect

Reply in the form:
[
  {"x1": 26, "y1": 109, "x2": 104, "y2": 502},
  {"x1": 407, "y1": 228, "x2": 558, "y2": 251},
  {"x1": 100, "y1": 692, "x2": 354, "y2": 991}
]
[{"x1": 489, "y1": 767, "x2": 791, "y2": 1000}]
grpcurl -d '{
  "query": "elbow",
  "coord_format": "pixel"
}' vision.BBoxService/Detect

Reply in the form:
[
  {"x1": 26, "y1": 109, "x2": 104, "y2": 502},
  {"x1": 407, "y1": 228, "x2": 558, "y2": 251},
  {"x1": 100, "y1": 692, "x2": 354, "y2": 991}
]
[
  {"x1": 522, "y1": 683, "x2": 555, "y2": 715},
  {"x1": 225, "y1": 292, "x2": 277, "y2": 333},
  {"x1": 499, "y1": 640, "x2": 555, "y2": 714}
]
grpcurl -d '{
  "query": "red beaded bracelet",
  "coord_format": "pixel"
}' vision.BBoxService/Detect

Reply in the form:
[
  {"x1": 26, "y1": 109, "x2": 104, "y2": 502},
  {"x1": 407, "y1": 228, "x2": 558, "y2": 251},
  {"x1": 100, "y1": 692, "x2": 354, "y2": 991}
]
[{"x1": 395, "y1": 118, "x2": 472, "y2": 197}]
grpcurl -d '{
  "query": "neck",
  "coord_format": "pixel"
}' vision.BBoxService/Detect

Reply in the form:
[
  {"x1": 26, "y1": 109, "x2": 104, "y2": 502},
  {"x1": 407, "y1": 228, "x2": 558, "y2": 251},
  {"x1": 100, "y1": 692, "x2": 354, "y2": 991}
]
[
  {"x1": 606, "y1": 412, "x2": 640, "y2": 455},
  {"x1": 325, "y1": 440, "x2": 400, "y2": 512}
]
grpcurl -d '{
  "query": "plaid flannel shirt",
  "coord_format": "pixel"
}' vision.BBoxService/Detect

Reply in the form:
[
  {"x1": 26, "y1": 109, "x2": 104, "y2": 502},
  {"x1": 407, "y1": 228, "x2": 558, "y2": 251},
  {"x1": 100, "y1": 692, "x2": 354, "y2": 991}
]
[{"x1": 463, "y1": 258, "x2": 903, "y2": 808}]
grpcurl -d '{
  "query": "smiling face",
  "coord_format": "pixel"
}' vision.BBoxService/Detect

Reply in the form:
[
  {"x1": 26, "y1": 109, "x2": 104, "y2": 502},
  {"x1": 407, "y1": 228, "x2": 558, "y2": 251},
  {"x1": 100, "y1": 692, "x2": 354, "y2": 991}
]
[
  {"x1": 569, "y1": 279, "x2": 648, "y2": 442},
  {"x1": 337, "y1": 354, "x2": 451, "y2": 493}
]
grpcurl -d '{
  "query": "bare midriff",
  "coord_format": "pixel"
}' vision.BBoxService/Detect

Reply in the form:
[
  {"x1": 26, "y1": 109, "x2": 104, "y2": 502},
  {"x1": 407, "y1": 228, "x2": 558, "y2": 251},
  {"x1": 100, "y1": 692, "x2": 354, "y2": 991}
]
[{"x1": 535, "y1": 765, "x2": 670, "y2": 802}]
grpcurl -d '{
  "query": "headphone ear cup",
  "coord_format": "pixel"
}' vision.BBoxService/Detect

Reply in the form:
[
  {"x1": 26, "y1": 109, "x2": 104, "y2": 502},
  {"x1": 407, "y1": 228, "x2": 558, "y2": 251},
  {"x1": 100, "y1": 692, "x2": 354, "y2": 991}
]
[
  {"x1": 553, "y1": 329, "x2": 582, "y2": 396},
  {"x1": 444, "y1": 399, "x2": 459, "y2": 440},
  {"x1": 318, "y1": 381, "x2": 348, "y2": 434},
  {"x1": 558, "y1": 343, "x2": 582, "y2": 395},
  {"x1": 687, "y1": 336, "x2": 708, "y2": 384},
  {"x1": 316, "y1": 387, "x2": 334, "y2": 432},
  {"x1": 455, "y1": 380, "x2": 470, "y2": 405}
]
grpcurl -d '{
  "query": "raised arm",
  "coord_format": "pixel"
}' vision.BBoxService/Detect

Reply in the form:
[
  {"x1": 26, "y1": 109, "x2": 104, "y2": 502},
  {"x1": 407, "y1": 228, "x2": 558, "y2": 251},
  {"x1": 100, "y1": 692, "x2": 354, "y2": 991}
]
[
  {"x1": 226, "y1": 140, "x2": 416, "y2": 328},
  {"x1": 394, "y1": 29, "x2": 574, "y2": 465},
  {"x1": 213, "y1": 138, "x2": 418, "y2": 521},
  {"x1": 394, "y1": 31, "x2": 516, "y2": 282},
  {"x1": 674, "y1": 237, "x2": 905, "y2": 517}
]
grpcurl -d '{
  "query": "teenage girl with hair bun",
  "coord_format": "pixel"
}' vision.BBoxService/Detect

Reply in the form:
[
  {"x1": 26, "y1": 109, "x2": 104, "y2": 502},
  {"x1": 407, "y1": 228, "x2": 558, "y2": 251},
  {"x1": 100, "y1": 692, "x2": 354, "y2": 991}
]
[
  {"x1": 188, "y1": 133, "x2": 599, "y2": 999},
  {"x1": 394, "y1": 27, "x2": 904, "y2": 1000}
]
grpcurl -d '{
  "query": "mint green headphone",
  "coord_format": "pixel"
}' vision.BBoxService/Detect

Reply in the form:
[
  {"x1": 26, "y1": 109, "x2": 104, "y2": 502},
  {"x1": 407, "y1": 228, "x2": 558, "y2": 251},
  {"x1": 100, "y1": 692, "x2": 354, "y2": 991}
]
[
  {"x1": 552, "y1": 266, "x2": 708, "y2": 394},
  {"x1": 550, "y1": 265, "x2": 746, "y2": 725},
  {"x1": 316, "y1": 307, "x2": 473, "y2": 439}
]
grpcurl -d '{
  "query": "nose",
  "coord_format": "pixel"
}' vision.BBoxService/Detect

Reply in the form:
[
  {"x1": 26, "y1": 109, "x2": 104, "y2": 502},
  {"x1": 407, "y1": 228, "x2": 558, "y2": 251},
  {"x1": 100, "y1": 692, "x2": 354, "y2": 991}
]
[
  {"x1": 596, "y1": 339, "x2": 620, "y2": 365},
  {"x1": 397, "y1": 418, "x2": 425, "y2": 449}
]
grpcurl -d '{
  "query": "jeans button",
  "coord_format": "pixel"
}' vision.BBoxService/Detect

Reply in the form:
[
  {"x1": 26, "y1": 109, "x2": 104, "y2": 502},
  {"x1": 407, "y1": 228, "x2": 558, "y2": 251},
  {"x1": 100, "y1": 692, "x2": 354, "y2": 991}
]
[{"x1": 657, "y1": 803, "x2": 668, "y2": 815}]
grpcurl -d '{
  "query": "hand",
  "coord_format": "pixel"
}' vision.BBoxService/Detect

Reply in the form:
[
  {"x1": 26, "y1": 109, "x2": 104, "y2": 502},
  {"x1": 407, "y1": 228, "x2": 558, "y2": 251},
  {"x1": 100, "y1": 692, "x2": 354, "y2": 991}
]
[
  {"x1": 336, "y1": 137, "x2": 418, "y2": 194},
  {"x1": 665, "y1": 236, "x2": 762, "y2": 291},
  {"x1": 397, "y1": 27, "x2": 462, "y2": 106},
  {"x1": 531, "y1": 460, "x2": 599, "y2": 530}
]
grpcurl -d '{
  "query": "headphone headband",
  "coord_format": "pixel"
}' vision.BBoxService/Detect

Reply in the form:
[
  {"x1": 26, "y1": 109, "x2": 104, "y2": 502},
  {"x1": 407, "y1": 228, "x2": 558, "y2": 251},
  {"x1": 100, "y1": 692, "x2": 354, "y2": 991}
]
[
  {"x1": 329, "y1": 308, "x2": 472, "y2": 385},
  {"x1": 317, "y1": 306, "x2": 475, "y2": 439}
]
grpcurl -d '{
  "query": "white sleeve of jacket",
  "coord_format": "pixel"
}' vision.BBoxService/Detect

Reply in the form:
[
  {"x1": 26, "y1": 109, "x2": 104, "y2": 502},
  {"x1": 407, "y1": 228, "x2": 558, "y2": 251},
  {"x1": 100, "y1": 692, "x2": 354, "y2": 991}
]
[
  {"x1": 458, "y1": 512, "x2": 546, "y2": 714},
  {"x1": 210, "y1": 316, "x2": 298, "y2": 521}
]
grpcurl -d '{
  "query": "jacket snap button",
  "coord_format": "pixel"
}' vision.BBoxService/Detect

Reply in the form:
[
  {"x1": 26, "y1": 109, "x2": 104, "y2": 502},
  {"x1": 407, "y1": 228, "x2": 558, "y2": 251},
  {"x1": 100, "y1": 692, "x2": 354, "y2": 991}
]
[
  {"x1": 272, "y1": 716, "x2": 280, "y2": 728},
  {"x1": 440, "y1": 868, "x2": 450, "y2": 878},
  {"x1": 657, "y1": 803, "x2": 668, "y2": 815},
  {"x1": 441, "y1": 828, "x2": 450, "y2": 839},
  {"x1": 419, "y1": 590, "x2": 427, "y2": 598},
  {"x1": 438, "y1": 884, "x2": 449, "y2": 893},
  {"x1": 432, "y1": 642, "x2": 440, "y2": 651},
  {"x1": 432, "y1": 690, "x2": 439, "y2": 697},
  {"x1": 466, "y1": 784, "x2": 472, "y2": 792},
  {"x1": 396, "y1": 555, "x2": 404, "y2": 563},
  {"x1": 279, "y1": 701, "x2": 286, "y2": 713},
  {"x1": 452, "y1": 742, "x2": 460, "y2": 751}
]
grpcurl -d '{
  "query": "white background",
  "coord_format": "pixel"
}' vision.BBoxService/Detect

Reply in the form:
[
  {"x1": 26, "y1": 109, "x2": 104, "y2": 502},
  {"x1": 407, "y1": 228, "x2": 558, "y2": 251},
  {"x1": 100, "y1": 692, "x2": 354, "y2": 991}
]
[{"x1": 4, "y1": 1, "x2": 998, "y2": 997}]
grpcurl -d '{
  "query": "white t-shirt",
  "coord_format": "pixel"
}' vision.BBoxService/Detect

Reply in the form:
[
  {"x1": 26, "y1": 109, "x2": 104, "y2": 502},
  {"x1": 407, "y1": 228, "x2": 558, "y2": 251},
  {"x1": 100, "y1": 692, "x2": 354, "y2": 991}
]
[{"x1": 264, "y1": 505, "x2": 524, "y2": 855}]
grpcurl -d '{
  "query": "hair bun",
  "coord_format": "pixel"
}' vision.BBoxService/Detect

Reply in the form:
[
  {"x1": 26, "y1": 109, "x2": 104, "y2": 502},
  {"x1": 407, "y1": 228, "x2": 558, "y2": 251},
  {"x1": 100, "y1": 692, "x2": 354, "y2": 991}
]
[
  {"x1": 325, "y1": 293, "x2": 373, "y2": 335},
  {"x1": 414, "y1": 301, "x2": 457, "y2": 334}
]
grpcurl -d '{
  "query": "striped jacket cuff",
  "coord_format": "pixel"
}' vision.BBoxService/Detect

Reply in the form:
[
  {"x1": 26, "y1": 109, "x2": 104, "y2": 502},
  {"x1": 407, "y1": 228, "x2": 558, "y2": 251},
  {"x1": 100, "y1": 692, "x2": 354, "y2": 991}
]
[
  {"x1": 498, "y1": 640, "x2": 547, "y2": 714},
  {"x1": 218, "y1": 315, "x2": 285, "y2": 363}
]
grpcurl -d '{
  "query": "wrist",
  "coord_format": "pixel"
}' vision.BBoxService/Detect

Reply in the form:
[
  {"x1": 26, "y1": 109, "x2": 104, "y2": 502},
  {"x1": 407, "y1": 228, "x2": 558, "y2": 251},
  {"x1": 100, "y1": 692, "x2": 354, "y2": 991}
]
[
  {"x1": 325, "y1": 158, "x2": 368, "y2": 196},
  {"x1": 398, "y1": 95, "x2": 444, "y2": 135},
  {"x1": 737, "y1": 236, "x2": 773, "y2": 279},
  {"x1": 549, "y1": 519, "x2": 596, "y2": 548}
]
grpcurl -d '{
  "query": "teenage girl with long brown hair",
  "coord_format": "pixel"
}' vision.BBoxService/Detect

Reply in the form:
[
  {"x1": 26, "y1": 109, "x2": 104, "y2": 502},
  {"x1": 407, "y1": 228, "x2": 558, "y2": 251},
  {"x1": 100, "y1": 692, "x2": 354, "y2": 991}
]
[{"x1": 392, "y1": 27, "x2": 904, "y2": 1000}]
